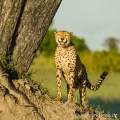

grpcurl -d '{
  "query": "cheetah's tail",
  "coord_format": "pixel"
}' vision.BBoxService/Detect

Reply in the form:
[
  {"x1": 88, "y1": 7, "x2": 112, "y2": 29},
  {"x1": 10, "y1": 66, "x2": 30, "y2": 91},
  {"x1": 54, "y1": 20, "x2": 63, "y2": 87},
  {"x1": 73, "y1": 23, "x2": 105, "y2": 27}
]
[{"x1": 86, "y1": 71, "x2": 108, "y2": 91}]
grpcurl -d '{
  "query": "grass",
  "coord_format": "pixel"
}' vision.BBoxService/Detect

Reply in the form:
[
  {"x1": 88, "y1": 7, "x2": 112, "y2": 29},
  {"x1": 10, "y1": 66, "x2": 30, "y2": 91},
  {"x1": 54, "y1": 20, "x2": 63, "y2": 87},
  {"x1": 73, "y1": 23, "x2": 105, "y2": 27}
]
[
  {"x1": 30, "y1": 57, "x2": 120, "y2": 100},
  {"x1": 29, "y1": 57, "x2": 120, "y2": 119}
]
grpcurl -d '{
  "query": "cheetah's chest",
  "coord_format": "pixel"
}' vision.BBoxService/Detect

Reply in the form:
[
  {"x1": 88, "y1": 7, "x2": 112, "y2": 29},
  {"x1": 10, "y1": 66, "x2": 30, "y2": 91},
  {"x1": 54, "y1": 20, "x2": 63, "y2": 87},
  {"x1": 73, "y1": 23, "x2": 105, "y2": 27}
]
[
  {"x1": 59, "y1": 53, "x2": 73, "y2": 73},
  {"x1": 55, "y1": 46, "x2": 77, "y2": 70}
]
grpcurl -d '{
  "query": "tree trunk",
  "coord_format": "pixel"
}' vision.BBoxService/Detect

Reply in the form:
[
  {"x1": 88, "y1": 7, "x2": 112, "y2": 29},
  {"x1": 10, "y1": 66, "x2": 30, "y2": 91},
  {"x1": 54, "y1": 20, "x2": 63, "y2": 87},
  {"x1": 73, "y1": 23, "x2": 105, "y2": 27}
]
[
  {"x1": 0, "y1": 0, "x2": 62, "y2": 119},
  {"x1": 0, "y1": 0, "x2": 62, "y2": 73}
]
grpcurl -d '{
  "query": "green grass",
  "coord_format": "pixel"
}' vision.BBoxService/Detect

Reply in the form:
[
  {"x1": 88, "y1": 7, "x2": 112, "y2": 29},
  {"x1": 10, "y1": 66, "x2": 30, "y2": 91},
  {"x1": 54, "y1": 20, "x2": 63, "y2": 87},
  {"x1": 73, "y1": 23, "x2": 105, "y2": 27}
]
[
  {"x1": 30, "y1": 57, "x2": 120, "y2": 100},
  {"x1": 29, "y1": 57, "x2": 120, "y2": 118}
]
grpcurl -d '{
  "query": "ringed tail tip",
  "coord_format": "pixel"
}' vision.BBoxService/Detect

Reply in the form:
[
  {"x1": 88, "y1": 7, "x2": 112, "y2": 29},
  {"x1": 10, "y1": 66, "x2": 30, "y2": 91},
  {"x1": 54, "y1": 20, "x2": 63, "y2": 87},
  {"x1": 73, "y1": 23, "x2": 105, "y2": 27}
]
[{"x1": 100, "y1": 71, "x2": 108, "y2": 79}]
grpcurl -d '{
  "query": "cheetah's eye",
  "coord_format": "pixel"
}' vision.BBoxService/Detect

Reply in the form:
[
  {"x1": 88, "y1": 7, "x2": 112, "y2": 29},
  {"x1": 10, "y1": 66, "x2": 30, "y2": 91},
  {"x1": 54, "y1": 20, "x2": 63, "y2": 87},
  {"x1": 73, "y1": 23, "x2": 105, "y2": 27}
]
[{"x1": 57, "y1": 34, "x2": 61, "y2": 37}]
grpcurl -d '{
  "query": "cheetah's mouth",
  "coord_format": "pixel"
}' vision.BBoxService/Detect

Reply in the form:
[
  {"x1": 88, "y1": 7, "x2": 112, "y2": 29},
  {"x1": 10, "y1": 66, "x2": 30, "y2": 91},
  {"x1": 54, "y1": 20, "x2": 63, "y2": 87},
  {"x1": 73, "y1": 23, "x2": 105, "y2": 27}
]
[{"x1": 58, "y1": 40, "x2": 67, "y2": 45}]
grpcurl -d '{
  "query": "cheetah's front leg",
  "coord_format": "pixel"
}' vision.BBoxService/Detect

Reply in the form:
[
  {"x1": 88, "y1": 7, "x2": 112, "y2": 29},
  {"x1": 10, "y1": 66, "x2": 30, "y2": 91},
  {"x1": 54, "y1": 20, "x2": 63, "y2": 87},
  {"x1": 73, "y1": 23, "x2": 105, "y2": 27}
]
[
  {"x1": 54, "y1": 69, "x2": 62, "y2": 101},
  {"x1": 67, "y1": 72, "x2": 75, "y2": 102}
]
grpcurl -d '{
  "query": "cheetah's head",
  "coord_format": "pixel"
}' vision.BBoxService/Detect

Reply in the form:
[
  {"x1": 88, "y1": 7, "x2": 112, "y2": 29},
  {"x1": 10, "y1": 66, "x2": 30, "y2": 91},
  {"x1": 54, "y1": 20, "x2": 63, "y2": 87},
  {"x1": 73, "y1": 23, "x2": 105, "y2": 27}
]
[{"x1": 54, "y1": 31, "x2": 73, "y2": 47}]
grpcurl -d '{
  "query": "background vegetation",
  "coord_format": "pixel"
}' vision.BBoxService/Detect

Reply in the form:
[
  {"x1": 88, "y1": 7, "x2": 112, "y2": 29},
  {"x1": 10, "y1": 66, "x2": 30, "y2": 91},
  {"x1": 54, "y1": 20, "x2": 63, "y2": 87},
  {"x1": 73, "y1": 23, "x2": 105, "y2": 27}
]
[
  {"x1": 30, "y1": 26, "x2": 120, "y2": 118},
  {"x1": 38, "y1": 25, "x2": 120, "y2": 73}
]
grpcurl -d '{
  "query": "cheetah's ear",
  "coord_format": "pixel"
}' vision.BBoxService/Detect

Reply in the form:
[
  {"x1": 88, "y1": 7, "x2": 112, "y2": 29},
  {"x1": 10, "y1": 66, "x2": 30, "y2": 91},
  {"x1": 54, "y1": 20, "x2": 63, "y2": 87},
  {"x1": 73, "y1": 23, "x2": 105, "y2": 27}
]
[
  {"x1": 70, "y1": 32, "x2": 73, "y2": 36},
  {"x1": 54, "y1": 32, "x2": 57, "y2": 35}
]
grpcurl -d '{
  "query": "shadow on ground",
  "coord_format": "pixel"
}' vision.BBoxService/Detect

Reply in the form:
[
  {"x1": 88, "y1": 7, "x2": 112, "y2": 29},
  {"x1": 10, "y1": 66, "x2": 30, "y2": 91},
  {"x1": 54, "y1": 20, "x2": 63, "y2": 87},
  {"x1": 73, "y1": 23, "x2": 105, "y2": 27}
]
[
  {"x1": 88, "y1": 98, "x2": 120, "y2": 119},
  {"x1": 52, "y1": 96, "x2": 120, "y2": 119}
]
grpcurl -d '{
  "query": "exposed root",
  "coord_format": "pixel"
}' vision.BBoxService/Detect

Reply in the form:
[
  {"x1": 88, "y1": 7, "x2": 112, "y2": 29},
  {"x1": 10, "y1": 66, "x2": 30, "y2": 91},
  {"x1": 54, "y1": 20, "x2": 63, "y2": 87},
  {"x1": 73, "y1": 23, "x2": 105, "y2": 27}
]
[{"x1": 0, "y1": 62, "x2": 45, "y2": 120}]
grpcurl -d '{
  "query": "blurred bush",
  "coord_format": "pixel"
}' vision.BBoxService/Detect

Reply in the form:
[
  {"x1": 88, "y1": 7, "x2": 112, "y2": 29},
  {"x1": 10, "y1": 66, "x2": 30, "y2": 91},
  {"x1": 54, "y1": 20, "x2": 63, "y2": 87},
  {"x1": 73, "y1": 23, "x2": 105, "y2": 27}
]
[
  {"x1": 38, "y1": 28, "x2": 90, "y2": 57},
  {"x1": 36, "y1": 26, "x2": 120, "y2": 73}
]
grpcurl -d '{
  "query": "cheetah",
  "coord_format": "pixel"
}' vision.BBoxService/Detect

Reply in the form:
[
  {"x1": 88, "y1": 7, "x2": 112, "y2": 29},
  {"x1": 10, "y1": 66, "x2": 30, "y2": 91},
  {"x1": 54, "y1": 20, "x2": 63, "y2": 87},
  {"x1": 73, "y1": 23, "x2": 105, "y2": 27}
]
[{"x1": 54, "y1": 30, "x2": 108, "y2": 106}]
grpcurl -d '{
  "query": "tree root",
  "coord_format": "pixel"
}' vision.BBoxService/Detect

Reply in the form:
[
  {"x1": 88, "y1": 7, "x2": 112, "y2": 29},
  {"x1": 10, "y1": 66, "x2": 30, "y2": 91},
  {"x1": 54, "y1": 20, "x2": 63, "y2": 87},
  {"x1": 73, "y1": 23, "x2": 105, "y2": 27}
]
[{"x1": 0, "y1": 62, "x2": 45, "y2": 120}]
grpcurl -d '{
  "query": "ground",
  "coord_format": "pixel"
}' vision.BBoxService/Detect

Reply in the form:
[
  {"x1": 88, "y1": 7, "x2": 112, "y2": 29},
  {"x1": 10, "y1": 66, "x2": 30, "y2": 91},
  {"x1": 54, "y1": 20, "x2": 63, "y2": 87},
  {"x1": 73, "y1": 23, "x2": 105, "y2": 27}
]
[{"x1": 0, "y1": 78, "x2": 115, "y2": 120}]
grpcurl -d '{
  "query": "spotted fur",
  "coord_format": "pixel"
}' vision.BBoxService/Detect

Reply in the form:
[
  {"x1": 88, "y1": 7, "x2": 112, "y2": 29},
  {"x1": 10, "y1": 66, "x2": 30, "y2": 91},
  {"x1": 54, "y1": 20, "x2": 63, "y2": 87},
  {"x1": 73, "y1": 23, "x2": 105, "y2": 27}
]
[{"x1": 54, "y1": 30, "x2": 108, "y2": 106}]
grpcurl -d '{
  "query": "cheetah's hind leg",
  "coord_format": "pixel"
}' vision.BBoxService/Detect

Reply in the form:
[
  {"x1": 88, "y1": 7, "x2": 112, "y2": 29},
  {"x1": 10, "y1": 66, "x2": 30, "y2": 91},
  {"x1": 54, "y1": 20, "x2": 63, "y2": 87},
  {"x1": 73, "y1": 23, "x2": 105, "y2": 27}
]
[{"x1": 79, "y1": 80, "x2": 87, "y2": 107}]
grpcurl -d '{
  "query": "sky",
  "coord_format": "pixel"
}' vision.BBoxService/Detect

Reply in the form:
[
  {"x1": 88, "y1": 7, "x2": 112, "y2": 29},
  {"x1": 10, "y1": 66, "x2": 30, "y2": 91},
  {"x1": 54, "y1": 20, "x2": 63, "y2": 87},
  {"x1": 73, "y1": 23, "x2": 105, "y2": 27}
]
[{"x1": 53, "y1": 0, "x2": 120, "y2": 51}]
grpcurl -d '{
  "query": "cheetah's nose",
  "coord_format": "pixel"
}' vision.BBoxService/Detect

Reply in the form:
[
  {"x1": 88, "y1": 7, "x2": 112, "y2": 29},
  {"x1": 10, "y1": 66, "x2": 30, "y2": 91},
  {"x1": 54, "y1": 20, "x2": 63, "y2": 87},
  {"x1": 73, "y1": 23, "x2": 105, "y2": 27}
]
[{"x1": 61, "y1": 38, "x2": 64, "y2": 40}]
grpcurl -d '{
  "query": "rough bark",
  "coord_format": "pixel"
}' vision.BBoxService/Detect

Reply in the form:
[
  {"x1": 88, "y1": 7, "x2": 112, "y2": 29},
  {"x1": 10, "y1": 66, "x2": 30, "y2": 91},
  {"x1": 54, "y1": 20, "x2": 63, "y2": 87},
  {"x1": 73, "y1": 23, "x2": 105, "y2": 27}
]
[
  {"x1": 0, "y1": 0, "x2": 62, "y2": 73},
  {"x1": 0, "y1": 0, "x2": 62, "y2": 119}
]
